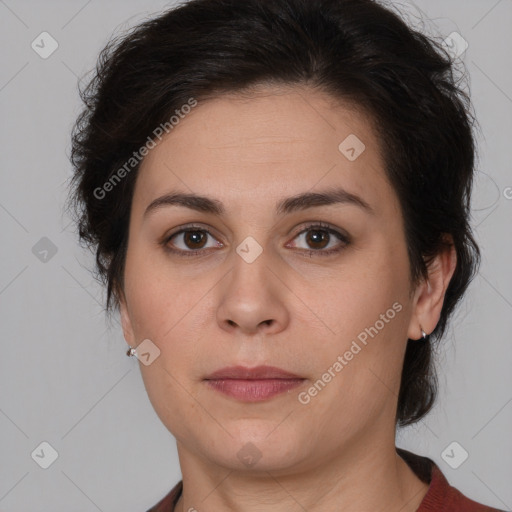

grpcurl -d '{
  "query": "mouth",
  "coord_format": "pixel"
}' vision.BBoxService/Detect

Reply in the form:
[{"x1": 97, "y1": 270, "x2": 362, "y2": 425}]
[{"x1": 203, "y1": 365, "x2": 306, "y2": 402}]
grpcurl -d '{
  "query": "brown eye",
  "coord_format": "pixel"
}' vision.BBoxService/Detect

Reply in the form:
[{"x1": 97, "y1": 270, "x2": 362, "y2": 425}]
[
  {"x1": 166, "y1": 228, "x2": 223, "y2": 255},
  {"x1": 289, "y1": 224, "x2": 349, "y2": 256},
  {"x1": 182, "y1": 230, "x2": 208, "y2": 249},
  {"x1": 305, "y1": 229, "x2": 330, "y2": 250}
]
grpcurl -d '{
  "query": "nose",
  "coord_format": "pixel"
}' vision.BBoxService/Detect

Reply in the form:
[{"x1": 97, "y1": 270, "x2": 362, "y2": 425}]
[{"x1": 216, "y1": 253, "x2": 290, "y2": 336}]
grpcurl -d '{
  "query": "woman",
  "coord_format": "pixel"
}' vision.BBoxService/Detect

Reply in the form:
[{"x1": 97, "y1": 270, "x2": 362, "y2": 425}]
[{"x1": 68, "y1": 0, "x2": 504, "y2": 510}]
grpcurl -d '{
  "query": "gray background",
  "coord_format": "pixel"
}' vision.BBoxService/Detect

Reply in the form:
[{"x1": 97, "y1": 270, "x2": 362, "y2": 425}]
[{"x1": 0, "y1": 0, "x2": 511, "y2": 510}]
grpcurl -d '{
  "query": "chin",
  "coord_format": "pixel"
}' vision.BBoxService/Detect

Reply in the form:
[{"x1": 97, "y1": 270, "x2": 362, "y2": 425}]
[{"x1": 204, "y1": 423, "x2": 309, "y2": 472}]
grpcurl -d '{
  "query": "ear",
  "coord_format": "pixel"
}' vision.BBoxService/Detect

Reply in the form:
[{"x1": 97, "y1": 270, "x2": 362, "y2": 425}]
[
  {"x1": 119, "y1": 291, "x2": 136, "y2": 346},
  {"x1": 407, "y1": 236, "x2": 457, "y2": 340}
]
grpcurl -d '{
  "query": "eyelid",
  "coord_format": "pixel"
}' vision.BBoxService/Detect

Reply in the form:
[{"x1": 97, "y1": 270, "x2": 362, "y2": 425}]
[
  {"x1": 164, "y1": 223, "x2": 221, "y2": 242},
  {"x1": 286, "y1": 221, "x2": 350, "y2": 253},
  {"x1": 290, "y1": 221, "x2": 349, "y2": 240},
  {"x1": 163, "y1": 223, "x2": 223, "y2": 252}
]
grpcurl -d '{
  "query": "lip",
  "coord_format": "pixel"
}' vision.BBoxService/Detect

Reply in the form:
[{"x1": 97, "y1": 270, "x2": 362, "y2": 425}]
[
  {"x1": 204, "y1": 365, "x2": 305, "y2": 402},
  {"x1": 205, "y1": 365, "x2": 303, "y2": 380}
]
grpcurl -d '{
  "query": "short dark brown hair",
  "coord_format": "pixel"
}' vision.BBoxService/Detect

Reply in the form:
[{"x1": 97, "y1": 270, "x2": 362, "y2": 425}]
[{"x1": 68, "y1": 0, "x2": 481, "y2": 427}]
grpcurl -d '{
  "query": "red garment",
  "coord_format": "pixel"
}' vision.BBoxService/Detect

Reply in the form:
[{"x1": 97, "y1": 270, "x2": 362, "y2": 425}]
[{"x1": 147, "y1": 448, "x2": 505, "y2": 511}]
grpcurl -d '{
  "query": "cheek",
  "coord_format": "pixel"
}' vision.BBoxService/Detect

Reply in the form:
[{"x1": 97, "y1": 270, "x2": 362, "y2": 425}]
[
  {"x1": 124, "y1": 258, "x2": 215, "y2": 417},
  {"x1": 299, "y1": 249, "x2": 410, "y2": 404},
  {"x1": 138, "y1": 361, "x2": 202, "y2": 445},
  {"x1": 307, "y1": 247, "x2": 408, "y2": 337},
  {"x1": 298, "y1": 306, "x2": 408, "y2": 441},
  {"x1": 123, "y1": 244, "x2": 211, "y2": 340}
]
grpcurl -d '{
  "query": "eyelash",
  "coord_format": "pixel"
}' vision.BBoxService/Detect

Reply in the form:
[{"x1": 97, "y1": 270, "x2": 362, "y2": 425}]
[{"x1": 162, "y1": 222, "x2": 350, "y2": 258}]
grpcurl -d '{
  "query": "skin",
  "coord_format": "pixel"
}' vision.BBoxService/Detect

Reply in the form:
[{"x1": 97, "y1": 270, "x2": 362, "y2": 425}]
[{"x1": 119, "y1": 85, "x2": 456, "y2": 511}]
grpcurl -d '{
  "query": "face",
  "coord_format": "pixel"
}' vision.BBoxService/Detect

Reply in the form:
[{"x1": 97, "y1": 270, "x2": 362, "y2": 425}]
[{"x1": 120, "y1": 86, "x2": 431, "y2": 474}]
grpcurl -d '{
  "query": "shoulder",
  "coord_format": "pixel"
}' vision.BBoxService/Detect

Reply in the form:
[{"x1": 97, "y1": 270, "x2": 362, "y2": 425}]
[
  {"x1": 146, "y1": 480, "x2": 183, "y2": 512},
  {"x1": 397, "y1": 448, "x2": 506, "y2": 512}
]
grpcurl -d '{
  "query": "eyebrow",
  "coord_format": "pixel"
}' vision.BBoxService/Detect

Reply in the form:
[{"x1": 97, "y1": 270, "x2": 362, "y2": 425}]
[{"x1": 143, "y1": 187, "x2": 375, "y2": 218}]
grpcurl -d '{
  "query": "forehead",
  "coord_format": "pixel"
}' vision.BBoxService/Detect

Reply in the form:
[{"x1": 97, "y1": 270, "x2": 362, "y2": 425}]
[{"x1": 134, "y1": 86, "x2": 396, "y2": 217}]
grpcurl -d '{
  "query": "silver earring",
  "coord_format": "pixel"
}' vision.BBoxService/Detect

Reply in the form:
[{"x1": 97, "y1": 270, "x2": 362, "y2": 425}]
[
  {"x1": 126, "y1": 346, "x2": 136, "y2": 357},
  {"x1": 420, "y1": 326, "x2": 427, "y2": 340}
]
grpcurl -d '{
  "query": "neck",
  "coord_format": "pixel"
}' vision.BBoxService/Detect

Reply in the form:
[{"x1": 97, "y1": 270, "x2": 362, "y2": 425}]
[{"x1": 173, "y1": 437, "x2": 429, "y2": 512}]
